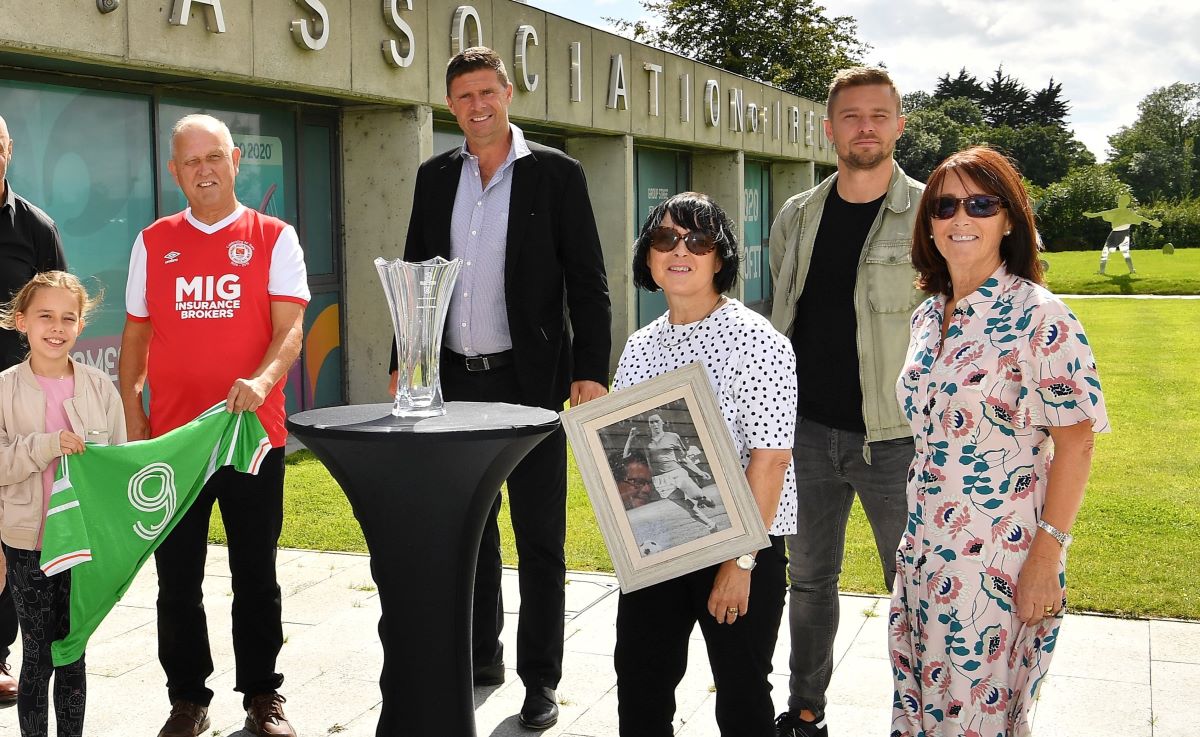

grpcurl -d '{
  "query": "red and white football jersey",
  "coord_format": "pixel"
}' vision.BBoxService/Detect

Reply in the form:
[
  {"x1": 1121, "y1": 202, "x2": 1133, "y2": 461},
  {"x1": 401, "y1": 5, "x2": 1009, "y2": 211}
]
[{"x1": 126, "y1": 205, "x2": 310, "y2": 447}]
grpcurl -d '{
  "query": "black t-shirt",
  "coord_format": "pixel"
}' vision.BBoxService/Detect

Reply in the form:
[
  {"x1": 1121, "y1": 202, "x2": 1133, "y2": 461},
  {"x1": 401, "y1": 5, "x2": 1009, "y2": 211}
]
[
  {"x1": 0, "y1": 182, "x2": 67, "y2": 370},
  {"x1": 791, "y1": 186, "x2": 884, "y2": 433}
]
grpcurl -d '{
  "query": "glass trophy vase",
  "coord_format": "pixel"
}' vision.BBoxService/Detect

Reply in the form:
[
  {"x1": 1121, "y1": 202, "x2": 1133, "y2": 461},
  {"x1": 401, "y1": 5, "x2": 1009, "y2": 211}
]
[{"x1": 375, "y1": 256, "x2": 462, "y2": 417}]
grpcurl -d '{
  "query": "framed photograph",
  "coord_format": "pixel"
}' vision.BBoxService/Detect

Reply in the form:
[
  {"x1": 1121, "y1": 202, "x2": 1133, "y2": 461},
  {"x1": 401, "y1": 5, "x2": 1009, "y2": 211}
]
[{"x1": 561, "y1": 362, "x2": 769, "y2": 593}]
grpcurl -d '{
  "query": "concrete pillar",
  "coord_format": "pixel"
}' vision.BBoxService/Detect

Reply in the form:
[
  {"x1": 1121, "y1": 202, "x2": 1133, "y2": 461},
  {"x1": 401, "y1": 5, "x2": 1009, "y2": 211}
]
[
  {"x1": 691, "y1": 150, "x2": 746, "y2": 302},
  {"x1": 340, "y1": 104, "x2": 433, "y2": 404},
  {"x1": 770, "y1": 160, "x2": 815, "y2": 219},
  {"x1": 566, "y1": 134, "x2": 635, "y2": 377},
  {"x1": 757, "y1": 161, "x2": 817, "y2": 314}
]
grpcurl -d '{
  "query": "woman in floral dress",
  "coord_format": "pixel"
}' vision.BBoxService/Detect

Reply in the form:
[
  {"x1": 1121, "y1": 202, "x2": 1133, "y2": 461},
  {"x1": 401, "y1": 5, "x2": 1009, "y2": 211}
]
[{"x1": 890, "y1": 147, "x2": 1109, "y2": 737}]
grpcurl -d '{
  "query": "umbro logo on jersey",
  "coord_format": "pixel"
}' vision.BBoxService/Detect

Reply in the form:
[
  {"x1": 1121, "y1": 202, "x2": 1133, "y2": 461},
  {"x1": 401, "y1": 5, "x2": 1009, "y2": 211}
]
[
  {"x1": 228, "y1": 241, "x2": 254, "y2": 267},
  {"x1": 164, "y1": 251, "x2": 181, "y2": 264}
]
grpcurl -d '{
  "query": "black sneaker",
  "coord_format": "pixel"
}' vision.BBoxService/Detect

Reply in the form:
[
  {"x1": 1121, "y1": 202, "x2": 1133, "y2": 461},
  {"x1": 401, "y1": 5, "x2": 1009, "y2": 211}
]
[{"x1": 775, "y1": 711, "x2": 829, "y2": 737}]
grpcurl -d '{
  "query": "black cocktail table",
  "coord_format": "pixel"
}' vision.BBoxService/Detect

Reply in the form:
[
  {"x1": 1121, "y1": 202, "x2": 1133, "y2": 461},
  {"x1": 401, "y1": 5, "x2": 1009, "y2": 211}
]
[{"x1": 286, "y1": 401, "x2": 560, "y2": 737}]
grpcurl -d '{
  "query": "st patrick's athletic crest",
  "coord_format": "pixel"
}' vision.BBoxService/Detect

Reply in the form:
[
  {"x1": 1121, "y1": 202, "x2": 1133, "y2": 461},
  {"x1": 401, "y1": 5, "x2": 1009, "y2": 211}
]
[{"x1": 227, "y1": 240, "x2": 254, "y2": 266}]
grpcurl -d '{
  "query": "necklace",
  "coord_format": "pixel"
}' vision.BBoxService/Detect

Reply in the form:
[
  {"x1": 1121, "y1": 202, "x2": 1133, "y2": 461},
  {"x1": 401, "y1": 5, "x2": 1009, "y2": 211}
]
[
  {"x1": 31, "y1": 364, "x2": 72, "y2": 380},
  {"x1": 658, "y1": 295, "x2": 726, "y2": 347}
]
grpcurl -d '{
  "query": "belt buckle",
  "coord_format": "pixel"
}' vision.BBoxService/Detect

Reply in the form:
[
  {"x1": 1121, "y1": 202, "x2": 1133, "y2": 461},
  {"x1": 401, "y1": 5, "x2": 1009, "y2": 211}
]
[{"x1": 466, "y1": 355, "x2": 490, "y2": 372}]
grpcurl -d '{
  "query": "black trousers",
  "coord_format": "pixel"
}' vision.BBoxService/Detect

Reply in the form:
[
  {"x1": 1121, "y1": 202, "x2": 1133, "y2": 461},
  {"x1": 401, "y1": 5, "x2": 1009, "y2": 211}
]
[
  {"x1": 4, "y1": 545, "x2": 86, "y2": 737},
  {"x1": 441, "y1": 357, "x2": 567, "y2": 689},
  {"x1": 615, "y1": 536, "x2": 787, "y2": 737},
  {"x1": 153, "y1": 447, "x2": 286, "y2": 708},
  {"x1": 0, "y1": 584, "x2": 17, "y2": 662}
]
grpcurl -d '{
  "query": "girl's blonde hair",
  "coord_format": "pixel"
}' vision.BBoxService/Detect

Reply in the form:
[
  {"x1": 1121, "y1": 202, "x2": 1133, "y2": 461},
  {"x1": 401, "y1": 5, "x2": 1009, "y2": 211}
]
[{"x1": 0, "y1": 271, "x2": 101, "y2": 331}]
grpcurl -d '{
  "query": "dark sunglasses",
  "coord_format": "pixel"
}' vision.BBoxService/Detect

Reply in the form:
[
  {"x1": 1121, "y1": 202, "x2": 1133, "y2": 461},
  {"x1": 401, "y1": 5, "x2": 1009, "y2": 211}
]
[
  {"x1": 930, "y1": 194, "x2": 1007, "y2": 220},
  {"x1": 648, "y1": 226, "x2": 717, "y2": 255}
]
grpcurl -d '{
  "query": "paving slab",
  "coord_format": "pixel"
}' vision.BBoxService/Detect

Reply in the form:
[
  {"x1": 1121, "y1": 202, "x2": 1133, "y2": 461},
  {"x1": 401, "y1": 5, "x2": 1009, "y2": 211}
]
[
  {"x1": 1033, "y1": 673, "x2": 1153, "y2": 737},
  {"x1": 1050, "y1": 614, "x2": 1150, "y2": 684},
  {"x1": 1150, "y1": 660, "x2": 1200, "y2": 737},
  {"x1": 0, "y1": 548, "x2": 1188, "y2": 737},
  {"x1": 563, "y1": 590, "x2": 620, "y2": 658},
  {"x1": 558, "y1": 688, "x2": 621, "y2": 737},
  {"x1": 1152, "y1": 618, "x2": 1200, "y2": 664}
]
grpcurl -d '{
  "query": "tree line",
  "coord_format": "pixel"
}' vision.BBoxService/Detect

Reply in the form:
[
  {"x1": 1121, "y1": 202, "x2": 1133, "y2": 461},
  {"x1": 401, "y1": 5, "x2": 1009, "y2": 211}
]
[
  {"x1": 612, "y1": 0, "x2": 1200, "y2": 249},
  {"x1": 901, "y1": 72, "x2": 1200, "y2": 250}
]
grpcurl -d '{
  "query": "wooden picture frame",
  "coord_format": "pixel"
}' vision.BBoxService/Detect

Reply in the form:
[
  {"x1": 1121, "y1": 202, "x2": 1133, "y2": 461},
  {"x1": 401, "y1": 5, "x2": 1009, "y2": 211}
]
[{"x1": 561, "y1": 363, "x2": 769, "y2": 593}]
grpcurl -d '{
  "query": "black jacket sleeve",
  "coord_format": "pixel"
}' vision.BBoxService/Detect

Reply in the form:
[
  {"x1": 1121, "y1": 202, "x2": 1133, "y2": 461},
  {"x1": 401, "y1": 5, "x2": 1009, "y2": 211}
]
[{"x1": 556, "y1": 159, "x2": 611, "y2": 387}]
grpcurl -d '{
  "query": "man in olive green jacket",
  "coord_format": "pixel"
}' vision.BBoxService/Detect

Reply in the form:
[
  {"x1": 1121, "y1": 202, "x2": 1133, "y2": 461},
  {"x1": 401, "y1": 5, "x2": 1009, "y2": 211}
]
[{"x1": 769, "y1": 68, "x2": 924, "y2": 737}]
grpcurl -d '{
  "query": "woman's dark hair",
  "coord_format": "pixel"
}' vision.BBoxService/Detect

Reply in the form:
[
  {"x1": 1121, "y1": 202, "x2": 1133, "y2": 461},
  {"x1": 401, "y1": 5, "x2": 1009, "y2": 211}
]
[
  {"x1": 912, "y1": 146, "x2": 1043, "y2": 296},
  {"x1": 631, "y1": 191, "x2": 740, "y2": 294}
]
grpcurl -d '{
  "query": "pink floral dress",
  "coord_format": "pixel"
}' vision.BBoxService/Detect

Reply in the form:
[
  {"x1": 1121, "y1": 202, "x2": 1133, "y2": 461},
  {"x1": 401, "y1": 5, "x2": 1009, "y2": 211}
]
[{"x1": 889, "y1": 267, "x2": 1109, "y2": 737}]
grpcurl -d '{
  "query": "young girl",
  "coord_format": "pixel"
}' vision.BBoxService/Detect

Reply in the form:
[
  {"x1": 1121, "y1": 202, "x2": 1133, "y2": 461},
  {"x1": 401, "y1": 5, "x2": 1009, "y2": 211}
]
[{"x1": 0, "y1": 271, "x2": 126, "y2": 737}]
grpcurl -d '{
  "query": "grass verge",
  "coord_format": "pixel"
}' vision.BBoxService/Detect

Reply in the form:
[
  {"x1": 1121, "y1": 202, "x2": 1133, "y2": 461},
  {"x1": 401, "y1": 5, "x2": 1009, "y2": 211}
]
[
  {"x1": 1042, "y1": 248, "x2": 1200, "y2": 295},
  {"x1": 217, "y1": 299, "x2": 1200, "y2": 619},
  {"x1": 838, "y1": 298, "x2": 1200, "y2": 618}
]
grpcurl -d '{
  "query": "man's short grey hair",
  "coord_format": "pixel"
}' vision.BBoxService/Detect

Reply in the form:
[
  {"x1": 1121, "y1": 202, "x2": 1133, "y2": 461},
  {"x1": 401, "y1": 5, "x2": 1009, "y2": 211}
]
[{"x1": 171, "y1": 114, "x2": 235, "y2": 158}]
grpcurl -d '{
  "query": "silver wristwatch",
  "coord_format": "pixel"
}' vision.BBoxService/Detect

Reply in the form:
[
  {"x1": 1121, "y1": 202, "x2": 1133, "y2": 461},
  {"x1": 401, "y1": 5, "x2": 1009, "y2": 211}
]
[
  {"x1": 735, "y1": 553, "x2": 757, "y2": 571},
  {"x1": 1037, "y1": 519, "x2": 1073, "y2": 549}
]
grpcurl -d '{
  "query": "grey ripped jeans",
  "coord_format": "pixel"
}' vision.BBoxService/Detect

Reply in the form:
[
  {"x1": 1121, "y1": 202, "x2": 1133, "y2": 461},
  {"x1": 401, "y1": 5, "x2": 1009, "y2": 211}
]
[{"x1": 785, "y1": 415, "x2": 912, "y2": 717}]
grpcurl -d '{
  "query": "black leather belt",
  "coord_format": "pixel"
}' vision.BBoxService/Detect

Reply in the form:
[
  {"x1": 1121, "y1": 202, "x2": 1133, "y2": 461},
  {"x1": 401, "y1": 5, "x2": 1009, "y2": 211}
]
[{"x1": 448, "y1": 350, "x2": 514, "y2": 372}]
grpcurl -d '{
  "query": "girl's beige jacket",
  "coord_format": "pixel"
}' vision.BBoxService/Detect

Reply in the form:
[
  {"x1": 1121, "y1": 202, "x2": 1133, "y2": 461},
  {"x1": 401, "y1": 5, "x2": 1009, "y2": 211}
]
[{"x1": 0, "y1": 359, "x2": 127, "y2": 551}]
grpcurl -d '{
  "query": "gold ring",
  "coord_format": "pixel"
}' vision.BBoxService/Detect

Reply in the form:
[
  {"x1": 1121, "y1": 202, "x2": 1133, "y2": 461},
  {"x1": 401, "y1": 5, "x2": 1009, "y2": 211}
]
[
  {"x1": 1043, "y1": 605, "x2": 1054, "y2": 614},
  {"x1": 727, "y1": 608, "x2": 739, "y2": 615}
]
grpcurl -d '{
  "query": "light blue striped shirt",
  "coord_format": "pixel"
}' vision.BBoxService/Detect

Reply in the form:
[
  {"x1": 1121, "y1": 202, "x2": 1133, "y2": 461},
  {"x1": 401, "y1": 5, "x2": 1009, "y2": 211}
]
[{"x1": 444, "y1": 124, "x2": 532, "y2": 356}]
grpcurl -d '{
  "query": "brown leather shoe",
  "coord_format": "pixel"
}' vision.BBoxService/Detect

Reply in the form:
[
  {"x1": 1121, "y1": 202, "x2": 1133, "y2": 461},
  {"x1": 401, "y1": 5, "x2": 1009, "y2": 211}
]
[
  {"x1": 245, "y1": 692, "x2": 297, "y2": 737},
  {"x1": 157, "y1": 701, "x2": 210, "y2": 737},
  {"x1": 0, "y1": 662, "x2": 16, "y2": 704}
]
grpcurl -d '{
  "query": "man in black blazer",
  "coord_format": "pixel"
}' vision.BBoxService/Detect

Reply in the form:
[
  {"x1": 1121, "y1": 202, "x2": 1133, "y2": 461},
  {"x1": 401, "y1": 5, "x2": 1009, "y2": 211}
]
[
  {"x1": 389, "y1": 47, "x2": 610, "y2": 730},
  {"x1": 0, "y1": 113, "x2": 66, "y2": 705}
]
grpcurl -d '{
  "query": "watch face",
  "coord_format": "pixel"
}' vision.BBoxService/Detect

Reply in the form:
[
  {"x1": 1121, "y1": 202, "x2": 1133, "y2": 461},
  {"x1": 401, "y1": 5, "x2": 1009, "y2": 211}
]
[{"x1": 736, "y1": 554, "x2": 756, "y2": 570}]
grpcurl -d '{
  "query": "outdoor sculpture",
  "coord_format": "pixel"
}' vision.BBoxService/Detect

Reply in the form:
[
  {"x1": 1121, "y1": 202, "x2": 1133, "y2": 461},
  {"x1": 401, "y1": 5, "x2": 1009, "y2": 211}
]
[{"x1": 1084, "y1": 193, "x2": 1161, "y2": 274}]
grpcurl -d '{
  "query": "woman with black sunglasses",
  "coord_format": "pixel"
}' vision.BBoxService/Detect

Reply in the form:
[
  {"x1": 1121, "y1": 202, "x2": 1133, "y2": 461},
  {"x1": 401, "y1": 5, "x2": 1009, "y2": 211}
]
[
  {"x1": 890, "y1": 147, "x2": 1109, "y2": 737},
  {"x1": 611, "y1": 192, "x2": 797, "y2": 736}
]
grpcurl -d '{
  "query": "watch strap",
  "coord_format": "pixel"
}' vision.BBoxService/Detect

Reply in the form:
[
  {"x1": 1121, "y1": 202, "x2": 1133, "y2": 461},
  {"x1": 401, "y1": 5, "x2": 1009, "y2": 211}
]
[{"x1": 1037, "y1": 518, "x2": 1072, "y2": 548}]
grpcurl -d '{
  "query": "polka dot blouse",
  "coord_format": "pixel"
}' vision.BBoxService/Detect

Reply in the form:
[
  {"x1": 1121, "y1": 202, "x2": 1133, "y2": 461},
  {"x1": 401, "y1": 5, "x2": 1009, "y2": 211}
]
[{"x1": 613, "y1": 298, "x2": 798, "y2": 535}]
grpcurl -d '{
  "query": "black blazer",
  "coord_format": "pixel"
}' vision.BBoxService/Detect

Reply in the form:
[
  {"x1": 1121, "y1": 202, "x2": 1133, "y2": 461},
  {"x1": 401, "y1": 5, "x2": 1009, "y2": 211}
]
[
  {"x1": 0, "y1": 187, "x2": 66, "y2": 370},
  {"x1": 400, "y1": 141, "x2": 611, "y2": 411}
]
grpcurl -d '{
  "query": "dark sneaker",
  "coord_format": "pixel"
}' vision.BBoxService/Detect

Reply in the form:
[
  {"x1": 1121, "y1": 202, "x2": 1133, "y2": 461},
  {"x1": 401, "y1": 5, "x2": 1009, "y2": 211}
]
[
  {"x1": 245, "y1": 692, "x2": 298, "y2": 737},
  {"x1": 776, "y1": 711, "x2": 829, "y2": 737},
  {"x1": 157, "y1": 701, "x2": 210, "y2": 737}
]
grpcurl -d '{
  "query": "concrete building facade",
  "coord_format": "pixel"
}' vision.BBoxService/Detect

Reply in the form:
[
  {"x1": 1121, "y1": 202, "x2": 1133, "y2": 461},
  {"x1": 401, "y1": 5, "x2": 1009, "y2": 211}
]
[{"x1": 0, "y1": 0, "x2": 835, "y2": 410}]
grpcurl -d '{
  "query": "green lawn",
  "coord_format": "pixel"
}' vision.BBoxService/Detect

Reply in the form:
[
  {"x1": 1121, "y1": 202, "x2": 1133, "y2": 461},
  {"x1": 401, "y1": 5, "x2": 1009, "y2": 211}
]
[
  {"x1": 839, "y1": 299, "x2": 1200, "y2": 620},
  {"x1": 227, "y1": 299, "x2": 1200, "y2": 620},
  {"x1": 1042, "y1": 248, "x2": 1200, "y2": 295},
  {"x1": 213, "y1": 443, "x2": 613, "y2": 565}
]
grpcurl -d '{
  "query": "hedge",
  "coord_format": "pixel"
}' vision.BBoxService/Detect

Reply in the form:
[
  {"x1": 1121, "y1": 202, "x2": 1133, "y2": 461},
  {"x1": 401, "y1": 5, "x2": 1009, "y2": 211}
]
[
  {"x1": 1136, "y1": 199, "x2": 1200, "y2": 249},
  {"x1": 1033, "y1": 166, "x2": 1200, "y2": 250}
]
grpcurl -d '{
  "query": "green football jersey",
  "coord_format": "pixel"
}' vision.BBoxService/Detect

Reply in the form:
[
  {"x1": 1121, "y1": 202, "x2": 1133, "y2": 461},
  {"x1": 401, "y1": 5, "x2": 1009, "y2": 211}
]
[{"x1": 40, "y1": 401, "x2": 272, "y2": 666}]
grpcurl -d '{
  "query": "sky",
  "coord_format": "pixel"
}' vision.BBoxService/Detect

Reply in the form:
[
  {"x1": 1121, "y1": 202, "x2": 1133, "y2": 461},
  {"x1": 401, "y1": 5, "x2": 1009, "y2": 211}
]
[{"x1": 532, "y1": 0, "x2": 1200, "y2": 162}]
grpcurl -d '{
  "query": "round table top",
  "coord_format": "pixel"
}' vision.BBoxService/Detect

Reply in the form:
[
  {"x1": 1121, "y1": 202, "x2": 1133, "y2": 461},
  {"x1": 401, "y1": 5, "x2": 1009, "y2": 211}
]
[{"x1": 287, "y1": 401, "x2": 560, "y2": 440}]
